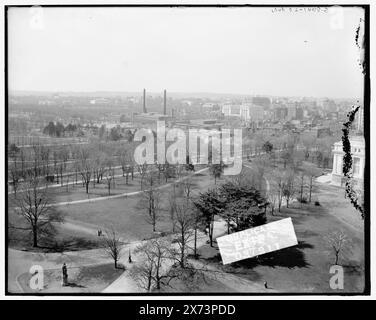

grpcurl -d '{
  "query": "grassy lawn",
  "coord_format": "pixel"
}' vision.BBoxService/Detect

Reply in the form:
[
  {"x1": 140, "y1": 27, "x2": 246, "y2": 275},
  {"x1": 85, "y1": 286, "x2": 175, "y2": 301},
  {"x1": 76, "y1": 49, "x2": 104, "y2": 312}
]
[
  {"x1": 8, "y1": 166, "x2": 245, "y2": 250},
  {"x1": 8, "y1": 213, "x2": 103, "y2": 253},
  {"x1": 8, "y1": 174, "x2": 145, "y2": 205},
  {"x1": 18, "y1": 263, "x2": 124, "y2": 293},
  {"x1": 191, "y1": 196, "x2": 364, "y2": 293},
  {"x1": 52, "y1": 169, "x2": 231, "y2": 242}
]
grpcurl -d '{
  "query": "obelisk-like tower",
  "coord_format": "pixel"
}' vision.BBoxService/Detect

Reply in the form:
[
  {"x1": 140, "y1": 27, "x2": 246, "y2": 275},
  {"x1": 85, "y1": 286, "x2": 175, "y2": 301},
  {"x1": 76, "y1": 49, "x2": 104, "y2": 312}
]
[
  {"x1": 143, "y1": 88, "x2": 147, "y2": 113},
  {"x1": 163, "y1": 89, "x2": 167, "y2": 115}
]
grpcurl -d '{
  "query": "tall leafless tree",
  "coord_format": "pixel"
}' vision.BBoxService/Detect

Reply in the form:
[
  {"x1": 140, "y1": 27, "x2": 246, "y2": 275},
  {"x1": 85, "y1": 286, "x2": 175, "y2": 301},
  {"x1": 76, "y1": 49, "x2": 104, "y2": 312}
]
[
  {"x1": 102, "y1": 227, "x2": 124, "y2": 269},
  {"x1": 14, "y1": 175, "x2": 59, "y2": 247},
  {"x1": 130, "y1": 238, "x2": 173, "y2": 292},
  {"x1": 325, "y1": 230, "x2": 351, "y2": 265}
]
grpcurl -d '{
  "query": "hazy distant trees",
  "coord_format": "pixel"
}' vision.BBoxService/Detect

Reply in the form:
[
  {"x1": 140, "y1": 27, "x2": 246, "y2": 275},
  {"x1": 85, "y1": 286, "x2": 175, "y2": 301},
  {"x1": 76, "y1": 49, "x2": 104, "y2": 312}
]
[
  {"x1": 98, "y1": 125, "x2": 106, "y2": 140},
  {"x1": 262, "y1": 141, "x2": 273, "y2": 154},
  {"x1": 43, "y1": 121, "x2": 66, "y2": 137},
  {"x1": 119, "y1": 146, "x2": 134, "y2": 185},
  {"x1": 109, "y1": 127, "x2": 122, "y2": 141},
  {"x1": 9, "y1": 162, "x2": 20, "y2": 195}
]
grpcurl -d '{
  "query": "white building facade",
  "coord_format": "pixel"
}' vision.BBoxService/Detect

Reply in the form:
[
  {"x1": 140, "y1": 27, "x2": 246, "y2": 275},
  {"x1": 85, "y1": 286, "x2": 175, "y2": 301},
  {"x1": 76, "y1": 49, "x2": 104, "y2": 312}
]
[
  {"x1": 221, "y1": 104, "x2": 264, "y2": 122},
  {"x1": 331, "y1": 135, "x2": 365, "y2": 187}
]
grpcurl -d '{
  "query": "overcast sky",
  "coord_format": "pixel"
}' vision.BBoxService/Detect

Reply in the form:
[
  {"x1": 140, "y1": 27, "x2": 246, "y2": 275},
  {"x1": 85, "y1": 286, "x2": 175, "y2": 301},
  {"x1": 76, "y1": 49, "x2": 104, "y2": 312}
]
[{"x1": 8, "y1": 6, "x2": 364, "y2": 98}]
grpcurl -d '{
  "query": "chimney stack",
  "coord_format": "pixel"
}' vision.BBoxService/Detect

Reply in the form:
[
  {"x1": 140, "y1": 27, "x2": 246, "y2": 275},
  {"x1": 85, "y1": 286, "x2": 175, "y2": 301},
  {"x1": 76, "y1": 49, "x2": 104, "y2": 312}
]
[
  {"x1": 143, "y1": 88, "x2": 147, "y2": 113},
  {"x1": 163, "y1": 89, "x2": 167, "y2": 115}
]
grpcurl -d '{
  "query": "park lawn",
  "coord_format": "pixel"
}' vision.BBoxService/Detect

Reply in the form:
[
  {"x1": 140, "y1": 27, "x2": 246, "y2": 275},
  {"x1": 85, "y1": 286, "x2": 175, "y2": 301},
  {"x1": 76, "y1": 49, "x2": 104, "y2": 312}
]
[
  {"x1": 18, "y1": 262, "x2": 123, "y2": 293},
  {"x1": 8, "y1": 165, "x2": 258, "y2": 252},
  {"x1": 53, "y1": 169, "x2": 216, "y2": 240},
  {"x1": 192, "y1": 191, "x2": 364, "y2": 293},
  {"x1": 54, "y1": 167, "x2": 255, "y2": 240},
  {"x1": 8, "y1": 210, "x2": 103, "y2": 252},
  {"x1": 8, "y1": 174, "x2": 145, "y2": 206}
]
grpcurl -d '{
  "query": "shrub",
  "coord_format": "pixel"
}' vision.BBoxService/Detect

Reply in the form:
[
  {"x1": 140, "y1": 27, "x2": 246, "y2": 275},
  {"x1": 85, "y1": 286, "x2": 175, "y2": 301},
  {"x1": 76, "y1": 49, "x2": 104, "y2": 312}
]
[{"x1": 298, "y1": 197, "x2": 308, "y2": 203}]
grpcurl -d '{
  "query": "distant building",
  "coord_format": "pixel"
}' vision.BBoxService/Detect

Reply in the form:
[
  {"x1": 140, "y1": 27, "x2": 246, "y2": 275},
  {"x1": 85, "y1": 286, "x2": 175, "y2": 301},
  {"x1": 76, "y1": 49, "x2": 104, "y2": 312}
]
[
  {"x1": 252, "y1": 96, "x2": 271, "y2": 108},
  {"x1": 90, "y1": 98, "x2": 110, "y2": 105},
  {"x1": 273, "y1": 106, "x2": 288, "y2": 120},
  {"x1": 322, "y1": 99, "x2": 337, "y2": 112},
  {"x1": 312, "y1": 126, "x2": 332, "y2": 138},
  {"x1": 295, "y1": 107, "x2": 304, "y2": 120},
  {"x1": 221, "y1": 104, "x2": 263, "y2": 122},
  {"x1": 287, "y1": 103, "x2": 297, "y2": 120},
  {"x1": 331, "y1": 135, "x2": 365, "y2": 187},
  {"x1": 202, "y1": 103, "x2": 221, "y2": 115}
]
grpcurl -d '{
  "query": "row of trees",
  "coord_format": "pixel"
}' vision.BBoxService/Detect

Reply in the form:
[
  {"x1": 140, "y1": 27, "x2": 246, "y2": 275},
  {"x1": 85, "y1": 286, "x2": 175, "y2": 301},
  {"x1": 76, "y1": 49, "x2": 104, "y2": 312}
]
[
  {"x1": 244, "y1": 130, "x2": 336, "y2": 170},
  {"x1": 43, "y1": 121, "x2": 79, "y2": 137}
]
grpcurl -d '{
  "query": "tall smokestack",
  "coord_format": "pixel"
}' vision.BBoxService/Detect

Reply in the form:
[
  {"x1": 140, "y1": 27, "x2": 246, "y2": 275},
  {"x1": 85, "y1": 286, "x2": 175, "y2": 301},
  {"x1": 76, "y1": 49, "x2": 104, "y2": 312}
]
[
  {"x1": 163, "y1": 89, "x2": 167, "y2": 115},
  {"x1": 143, "y1": 88, "x2": 147, "y2": 113}
]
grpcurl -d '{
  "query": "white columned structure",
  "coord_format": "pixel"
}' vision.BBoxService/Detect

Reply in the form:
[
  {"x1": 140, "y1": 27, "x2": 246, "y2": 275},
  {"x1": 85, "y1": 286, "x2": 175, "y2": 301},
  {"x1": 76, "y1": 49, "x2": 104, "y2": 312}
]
[{"x1": 331, "y1": 136, "x2": 365, "y2": 187}]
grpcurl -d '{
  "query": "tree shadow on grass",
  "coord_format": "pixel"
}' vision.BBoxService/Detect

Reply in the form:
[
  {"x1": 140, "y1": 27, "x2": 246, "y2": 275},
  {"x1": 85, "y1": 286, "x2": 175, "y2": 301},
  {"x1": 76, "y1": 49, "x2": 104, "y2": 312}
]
[
  {"x1": 205, "y1": 241, "x2": 313, "y2": 271},
  {"x1": 342, "y1": 264, "x2": 363, "y2": 276},
  {"x1": 65, "y1": 282, "x2": 86, "y2": 288},
  {"x1": 232, "y1": 241, "x2": 313, "y2": 269}
]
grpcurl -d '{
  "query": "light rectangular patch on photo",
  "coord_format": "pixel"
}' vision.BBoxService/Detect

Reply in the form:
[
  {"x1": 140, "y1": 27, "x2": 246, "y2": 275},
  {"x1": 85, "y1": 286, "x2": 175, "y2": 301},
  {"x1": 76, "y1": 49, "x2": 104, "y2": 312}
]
[{"x1": 217, "y1": 217, "x2": 298, "y2": 265}]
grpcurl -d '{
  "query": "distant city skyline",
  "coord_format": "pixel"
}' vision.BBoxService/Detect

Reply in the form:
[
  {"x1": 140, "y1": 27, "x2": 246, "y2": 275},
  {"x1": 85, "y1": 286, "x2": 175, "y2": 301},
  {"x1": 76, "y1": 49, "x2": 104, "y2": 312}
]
[{"x1": 8, "y1": 7, "x2": 364, "y2": 99}]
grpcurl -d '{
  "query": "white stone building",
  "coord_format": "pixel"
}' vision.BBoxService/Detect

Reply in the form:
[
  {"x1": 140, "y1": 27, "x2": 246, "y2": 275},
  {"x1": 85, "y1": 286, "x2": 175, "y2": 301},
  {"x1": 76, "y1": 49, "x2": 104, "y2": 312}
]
[
  {"x1": 331, "y1": 135, "x2": 365, "y2": 187},
  {"x1": 221, "y1": 104, "x2": 264, "y2": 122}
]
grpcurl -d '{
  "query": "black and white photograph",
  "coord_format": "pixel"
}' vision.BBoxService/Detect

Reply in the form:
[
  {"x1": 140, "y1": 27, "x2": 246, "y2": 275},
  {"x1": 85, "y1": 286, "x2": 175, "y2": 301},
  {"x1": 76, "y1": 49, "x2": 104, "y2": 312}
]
[{"x1": 4, "y1": 4, "x2": 370, "y2": 296}]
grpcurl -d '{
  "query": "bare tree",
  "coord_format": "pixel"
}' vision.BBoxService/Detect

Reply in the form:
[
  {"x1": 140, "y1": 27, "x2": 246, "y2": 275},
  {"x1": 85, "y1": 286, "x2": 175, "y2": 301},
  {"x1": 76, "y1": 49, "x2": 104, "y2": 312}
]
[
  {"x1": 14, "y1": 175, "x2": 59, "y2": 247},
  {"x1": 119, "y1": 147, "x2": 133, "y2": 184},
  {"x1": 283, "y1": 170, "x2": 296, "y2": 208},
  {"x1": 168, "y1": 183, "x2": 178, "y2": 232},
  {"x1": 180, "y1": 176, "x2": 195, "y2": 203},
  {"x1": 304, "y1": 165, "x2": 322, "y2": 203},
  {"x1": 130, "y1": 238, "x2": 173, "y2": 292},
  {"x1": 102, "y1": 227, "x2": 124, "y2": 269},
  {"x1": 171, "y1": 202, "x2": 195, "y2": 268},
  {"x1": 138, "y1": 171, "x2": 163, "y2": 232},
  {"x1": 93, "y1": 152, "x2": 106, "y2": 185},
  {"x1": 137, "y1": 162, "x2": 149, "y2": 189},
  {"x1": 271, "y1": 170, "x2": 285, "y2": 212},
  {"x1": 104, "y1": 157, "x2": 115, "y2": 195},
  {"x1": 267, "y1": 188, "x2": 279, "y2": 216},
  {"x1": 31, "y1": 144, "x2": 42, "y2": 178},
  {"x1": 209, "y1": 162, "x2": 224, "y2": 185},
  {"x1": 9, "y1": 162, "x2": 20, "y2": 195},
  {"x1": 77, "y1": 146, "x2": 93, "y2": 194},
  {"x1": 325, "y1": 230, "x2": 352, "y2": 265},
  {"x1": 297, "y1": 171, "x2": 306, "y2": 205}
]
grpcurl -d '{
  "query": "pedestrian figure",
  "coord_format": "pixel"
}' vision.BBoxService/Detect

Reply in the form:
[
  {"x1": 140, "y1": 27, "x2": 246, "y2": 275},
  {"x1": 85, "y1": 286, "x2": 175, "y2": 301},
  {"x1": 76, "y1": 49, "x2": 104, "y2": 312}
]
[
  {"x1": 62, "y1": 263, "x2": 68, "y2": 286},
  {"x1": 128, "y1": 249, "x2": 132, "y2": 263},
  {"x1": 264, "y1": 281, "x2": 268, "y2": 289}
]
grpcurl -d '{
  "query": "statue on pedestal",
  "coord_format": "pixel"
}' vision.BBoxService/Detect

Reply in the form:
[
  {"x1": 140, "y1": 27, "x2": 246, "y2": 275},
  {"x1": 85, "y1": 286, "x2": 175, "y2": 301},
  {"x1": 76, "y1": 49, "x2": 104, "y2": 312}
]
[{"x1": 62, "y1": 263, "x2": 68, "y2": 286}]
